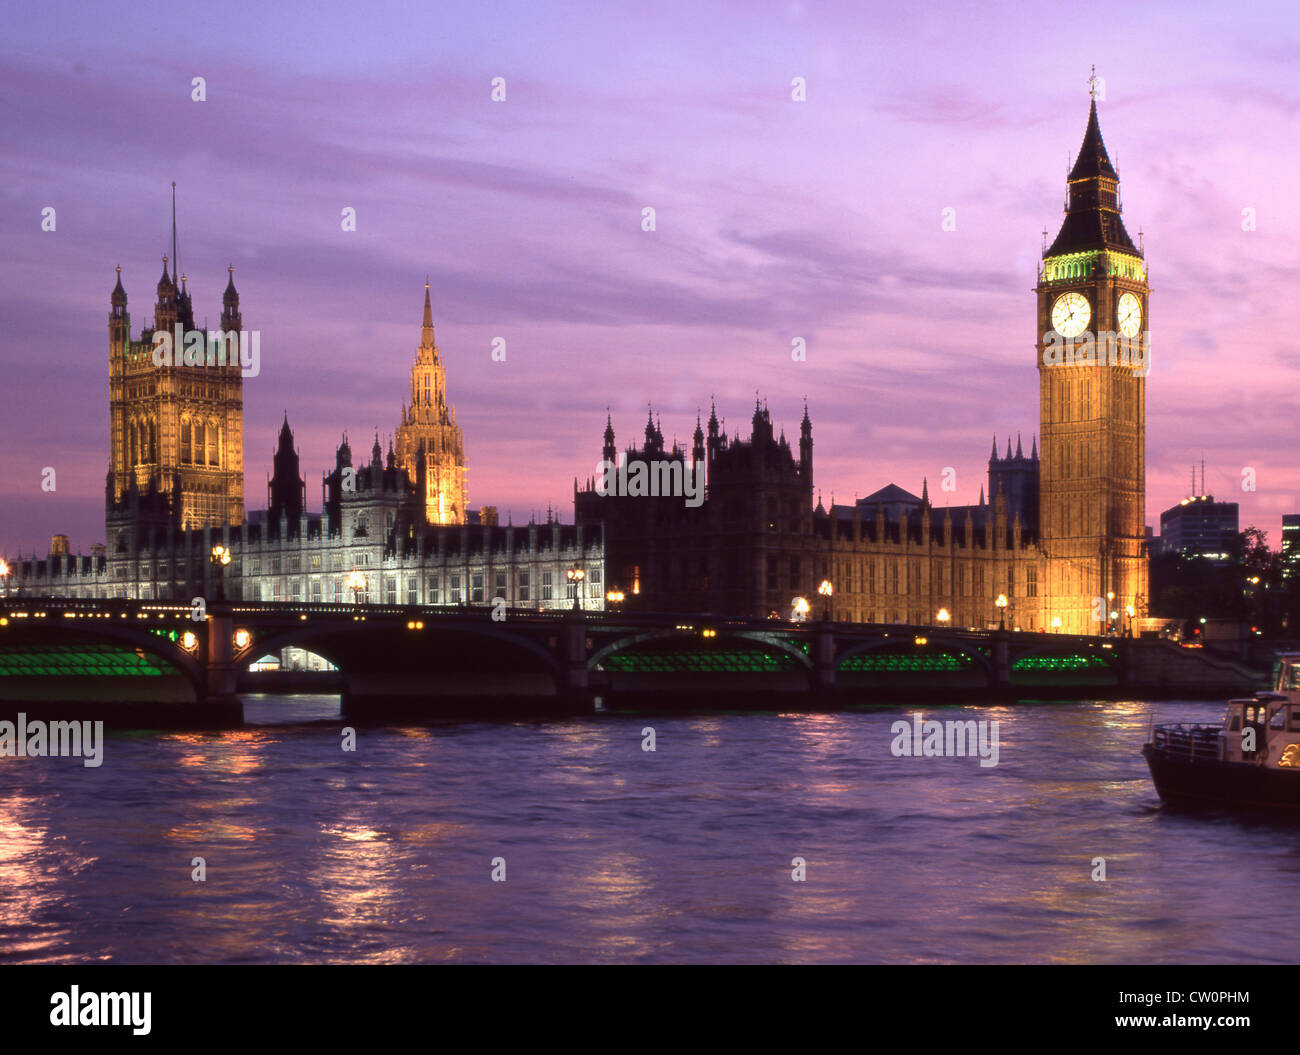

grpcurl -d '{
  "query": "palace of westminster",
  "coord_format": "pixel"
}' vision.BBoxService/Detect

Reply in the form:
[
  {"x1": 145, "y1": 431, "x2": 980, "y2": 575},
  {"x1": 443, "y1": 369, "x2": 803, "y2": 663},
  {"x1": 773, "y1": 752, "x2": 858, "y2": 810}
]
[{"x1": 4, "y1": 90, "x2": 1149, "y2": 636}]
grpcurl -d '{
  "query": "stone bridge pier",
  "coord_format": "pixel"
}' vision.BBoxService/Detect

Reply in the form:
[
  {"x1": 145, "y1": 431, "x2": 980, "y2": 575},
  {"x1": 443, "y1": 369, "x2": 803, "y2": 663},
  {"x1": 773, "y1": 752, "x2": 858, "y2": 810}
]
[{"x1": 205, "y1": 604, "x2": 239, "y2": 706}]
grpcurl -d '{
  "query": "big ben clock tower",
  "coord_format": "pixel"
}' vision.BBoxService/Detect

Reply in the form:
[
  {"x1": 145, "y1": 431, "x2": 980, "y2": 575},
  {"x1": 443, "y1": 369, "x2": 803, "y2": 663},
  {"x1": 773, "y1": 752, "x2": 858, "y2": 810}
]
[{"x1": 1037, "y1": 72, "x2": 1149, "y2": 635}]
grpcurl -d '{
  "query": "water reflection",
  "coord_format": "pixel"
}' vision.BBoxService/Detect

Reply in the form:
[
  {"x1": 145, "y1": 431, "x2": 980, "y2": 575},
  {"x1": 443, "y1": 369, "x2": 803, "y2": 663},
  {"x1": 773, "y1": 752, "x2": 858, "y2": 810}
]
[{"x1": 2, "y1": 698, "x2": 1296, "y2": 963}]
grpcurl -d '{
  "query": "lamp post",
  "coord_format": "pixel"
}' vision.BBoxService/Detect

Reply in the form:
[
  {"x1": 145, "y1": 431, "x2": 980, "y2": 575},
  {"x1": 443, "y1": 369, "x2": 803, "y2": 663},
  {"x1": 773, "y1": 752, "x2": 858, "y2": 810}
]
[
  {"x1": 1051, "y1": 616, "x2": 1062, "y2": 634},
  {"x1": 818, "y1": 579, "x2": 833, "y2": 622},
  {"x1": 0, "y1": 558, "x2": 8, "y2": 599},
  {"x1": 936, "y1": 607, "x2": 950, "y2": 628},
  {"x1": 792, "y1": 596, "x2": 811, "y2": 622},
  {"x1": 996, "y1": 593, "x2": 1008, "y2": 631},
  {"x1": 346, "y1": 571, "x2": 365, "y2": 608},
  {"x1": 567, "y1": 565, "x2": 585, "y2": 611},
  {"x1": 1125, "y1": 604, "x2": 1135, "y2": 637},
  {"x1": 606, "y1": 589, "x2": 624, "y2": 612},
  {"x1": 210, "y1": 544, "x2": 231, "y2": 602}
]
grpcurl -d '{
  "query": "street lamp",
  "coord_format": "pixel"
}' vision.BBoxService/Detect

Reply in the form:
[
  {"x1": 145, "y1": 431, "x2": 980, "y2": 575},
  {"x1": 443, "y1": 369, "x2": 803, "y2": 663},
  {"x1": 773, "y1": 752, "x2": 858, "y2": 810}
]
[
  {"x1": 210, "y1": 544, "x2": 231, "y2": 601},
  {"x1": 0, "y1": 558, "x2": 8, "y2": 599},
  {"x1": 818, "y1": 579, "x2": 833, "y2": 622},
  {"x1": 346, "y1": 570, "x2": 366, "y2": 607},
  {"x1": 567, "y1": 565, "x2": 585, "y2": 611},
  {"x1": 792, "y1": 596, "x2": 811, "y2": 622},
  {"x1": 996, "y1": 593, "x2": 1008, "y2": 631},
  {"x1": 1125, "y1": 604, "x2": 1135, "y2": 637},
  {"x1": 1051, "y1": 616, "x2": 1062, "y2": 633},
  {"x1": 606, "y1": 589, "x2": 624, "y2": 611},
  {"x1": 936, "y1": 607, "x2": 950, "y2": 627}
]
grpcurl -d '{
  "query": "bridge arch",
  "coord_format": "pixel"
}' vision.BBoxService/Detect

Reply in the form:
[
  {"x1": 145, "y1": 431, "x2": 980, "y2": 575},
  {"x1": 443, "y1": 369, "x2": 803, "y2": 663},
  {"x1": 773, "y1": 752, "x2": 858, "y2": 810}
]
[
  {"x1": 589, "y1": 628, "x2": 813, "y2": 672},
  {"x1": 835, "y1": 635, "x2": 993, "y2": 674},
  {"x1": 0, "y1": 617, "x2": 207, "y2": 702}
]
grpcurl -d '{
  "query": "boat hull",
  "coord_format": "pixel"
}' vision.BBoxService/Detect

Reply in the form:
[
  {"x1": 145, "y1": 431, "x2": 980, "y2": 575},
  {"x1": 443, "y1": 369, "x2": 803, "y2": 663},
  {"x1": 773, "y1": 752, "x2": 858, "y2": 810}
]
[{"x1": 1143, "y1": 744, "x2": 1300, "y2": 810}]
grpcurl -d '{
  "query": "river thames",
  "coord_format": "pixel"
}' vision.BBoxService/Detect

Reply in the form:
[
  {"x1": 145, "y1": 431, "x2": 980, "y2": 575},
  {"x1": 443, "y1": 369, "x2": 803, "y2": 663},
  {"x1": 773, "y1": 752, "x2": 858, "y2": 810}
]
[{"x1": 1, "y1": 697, "x2": 1294, "y2": 964}]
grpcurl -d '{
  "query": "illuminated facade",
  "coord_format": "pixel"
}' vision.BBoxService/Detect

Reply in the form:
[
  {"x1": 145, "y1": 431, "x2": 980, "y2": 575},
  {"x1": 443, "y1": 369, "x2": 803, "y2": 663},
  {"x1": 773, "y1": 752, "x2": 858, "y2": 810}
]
[
  {"x1": 6, "y1": 268, "x2": 601, "y2": 609},
  {"x1": 108, "y1": 259, "x2": 245, "y2": 531},
  {"x1": 578, "y1": 89, "x2": 1151, "y2": 633},
  {"x1": 1036, "y1": 87, "x2": 1149, "y2": 633},
  {"x1": 394, "y1": 283, "x2": 469, "y2": 525}
]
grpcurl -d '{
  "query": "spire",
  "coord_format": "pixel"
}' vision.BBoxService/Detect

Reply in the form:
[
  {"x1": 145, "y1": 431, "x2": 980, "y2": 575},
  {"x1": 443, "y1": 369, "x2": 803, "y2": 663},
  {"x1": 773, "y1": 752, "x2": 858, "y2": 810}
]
[
  {"x1": 421, "y1": 279, "x2": 435, "y2": 349},
  {"x1": 1006, "y1": 436, "x2": 1013, "y2": 460},
  {"x1": 979, "y1": 485, "x2": 985, "y2": 506},
  {"x1": 1016, "y1": 433, "x2": 1023, "y2": 458},
  {"x1": 1070, "y1": 81, "x2": 1117, "y2": 181},
  {"x1": 170, "y1": 181, "x2": 178, "y2": 285},
  {"x1": 223, "y1": 264, "x2": 238, "y2": 307},
  {"x1": 990, "y1": 434, "x2": 998, "y2": 460},
  {"x1": 1031, "y1": 434, "x2": 1038, "y2": 459},
  {"x1": 921, "y1": 477, "x2": 929, "y2": 505},
  {"x1": 111, "y1": 265, "x2": 127, "y2": 307},
  {"x1": 1046, "y1": 74, "x2": 1137, "y2": 256}
]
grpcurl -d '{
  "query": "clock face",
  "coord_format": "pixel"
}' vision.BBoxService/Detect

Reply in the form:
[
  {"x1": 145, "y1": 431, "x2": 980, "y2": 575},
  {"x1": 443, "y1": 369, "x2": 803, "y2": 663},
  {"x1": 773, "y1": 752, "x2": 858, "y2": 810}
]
[
  {"x1": 1117, "y1": 292, "x2": 1142, "y2": 338},
  {"x1": 1051, "y1": 292, "x2": 1091, "y2": 338}
]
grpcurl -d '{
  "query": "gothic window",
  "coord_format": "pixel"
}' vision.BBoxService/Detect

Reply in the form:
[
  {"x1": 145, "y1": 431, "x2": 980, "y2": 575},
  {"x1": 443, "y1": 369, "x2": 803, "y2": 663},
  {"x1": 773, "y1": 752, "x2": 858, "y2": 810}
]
[
  {"x1": 542, "y1": 570, "x2": 553, "y2": 601},
  {"x1": 194, "y1": 421, "x2": 205, "y2": 465},
  {"x1": 208, "y1": 421, "x2": 218, "y2": 467},
  {"x1": 149, "y1": 419, "x2": 157, "y2": 463},
  {"x1": 1027, "y1": 566, "x2": 1038, "y2": 598},
  {"x1": 517, "y1": 570, "x2": 530, "y2": 602},
  {"x1": 471, "y1": 572, "x2": 484, "y2": 603},
  {"x1": 181, "y1": 419, "x2": 191, "y2": 464}
]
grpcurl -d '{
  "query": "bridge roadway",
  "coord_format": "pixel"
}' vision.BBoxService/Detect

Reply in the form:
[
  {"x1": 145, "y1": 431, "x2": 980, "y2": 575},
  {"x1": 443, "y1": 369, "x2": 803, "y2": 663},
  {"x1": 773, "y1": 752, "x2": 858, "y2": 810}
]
[{"x1": 0, "y1": 597, "x2": 1259, "y2": 724}]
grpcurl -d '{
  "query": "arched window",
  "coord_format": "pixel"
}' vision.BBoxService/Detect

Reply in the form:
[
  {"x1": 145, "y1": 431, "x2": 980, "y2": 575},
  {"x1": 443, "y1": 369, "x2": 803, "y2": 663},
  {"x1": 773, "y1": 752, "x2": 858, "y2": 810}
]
[
  {"x1": 181, "y1": 419, "x2": 191, "y2": 464},
  {"x1": 149, "y1": 419, "x2": 157, "y2": 463},
  {"x1": 194, "y1": 421, "x2": 205, "y2": 466},
  {"x1": 208, "y1": 421, "x2": 219, "y2": 468}
]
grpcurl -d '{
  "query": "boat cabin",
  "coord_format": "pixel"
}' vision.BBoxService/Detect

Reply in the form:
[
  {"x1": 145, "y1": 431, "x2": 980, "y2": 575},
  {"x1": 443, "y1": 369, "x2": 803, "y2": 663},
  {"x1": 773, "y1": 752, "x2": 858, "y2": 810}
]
[{"x1": 1218, "y1": 652, "x2": 1300, "y2": 765}]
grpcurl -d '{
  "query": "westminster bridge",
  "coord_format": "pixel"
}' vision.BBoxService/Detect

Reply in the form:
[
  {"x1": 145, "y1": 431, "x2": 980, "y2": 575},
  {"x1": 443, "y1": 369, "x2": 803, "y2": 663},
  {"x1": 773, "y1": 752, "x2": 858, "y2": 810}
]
[{"x1": 0, "y1": 597, "x2": 1261, "y2": 725}]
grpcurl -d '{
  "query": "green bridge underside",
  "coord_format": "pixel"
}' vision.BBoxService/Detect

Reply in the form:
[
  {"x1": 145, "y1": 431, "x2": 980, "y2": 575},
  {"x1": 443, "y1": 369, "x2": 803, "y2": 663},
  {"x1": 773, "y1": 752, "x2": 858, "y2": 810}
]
[
  {"x1": 0, "y1": 644, "x2": 179, "y2": 677},
  {"x1": 603, "y1": 649, "x2": 797, "y2": 673},
  {"x1": 600, "y1": 646, "x2": 1109, "y2": 674}
]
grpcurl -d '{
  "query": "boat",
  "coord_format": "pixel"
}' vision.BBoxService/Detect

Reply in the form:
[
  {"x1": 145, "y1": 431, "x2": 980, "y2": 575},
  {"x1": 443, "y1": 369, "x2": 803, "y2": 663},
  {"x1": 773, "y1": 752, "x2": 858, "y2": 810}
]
[{"x1": 1142, "y1": 651, "x2": 1300, "y2": 810}]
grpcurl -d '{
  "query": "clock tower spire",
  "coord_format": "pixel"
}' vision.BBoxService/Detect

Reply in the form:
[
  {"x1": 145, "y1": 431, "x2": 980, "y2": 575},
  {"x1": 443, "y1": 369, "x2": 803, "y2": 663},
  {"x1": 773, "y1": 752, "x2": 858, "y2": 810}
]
[{"x1": 1036, "y1": 77, "x2": 1149, "y2": 635}]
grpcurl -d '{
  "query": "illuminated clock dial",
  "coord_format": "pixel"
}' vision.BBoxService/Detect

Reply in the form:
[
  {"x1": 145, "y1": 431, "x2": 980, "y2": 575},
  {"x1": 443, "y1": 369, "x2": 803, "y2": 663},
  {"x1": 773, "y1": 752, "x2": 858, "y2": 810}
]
[
  {"x1": 1117, "y1": 292, "x2": 1142, "y2": 338},
  {"x1": 1051, "y1": 292, "x2": 1091, "y2": 338}
]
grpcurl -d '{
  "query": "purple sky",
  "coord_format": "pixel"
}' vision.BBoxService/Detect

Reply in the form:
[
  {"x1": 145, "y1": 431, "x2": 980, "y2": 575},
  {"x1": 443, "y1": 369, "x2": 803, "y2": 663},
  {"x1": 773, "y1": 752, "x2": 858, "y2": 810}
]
[{"x1": 2, "y1": 0, "x2": 1298, "y2": 554}]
